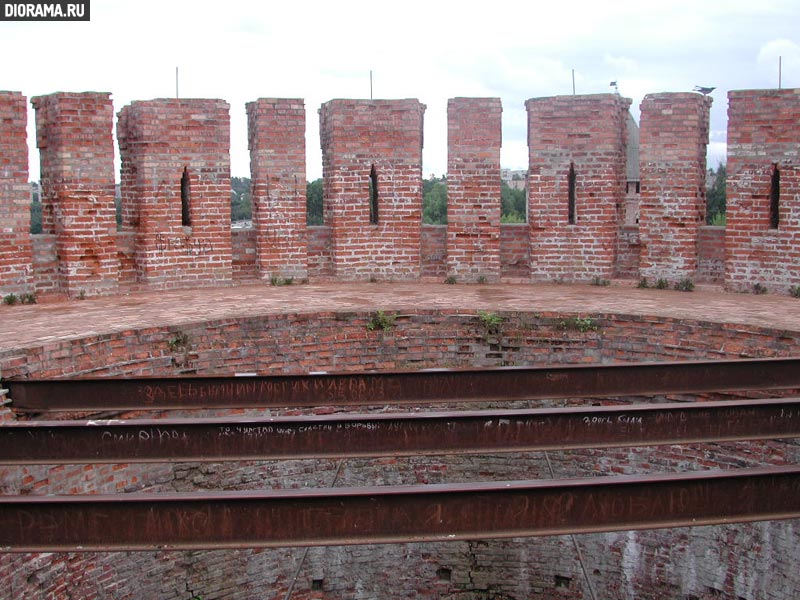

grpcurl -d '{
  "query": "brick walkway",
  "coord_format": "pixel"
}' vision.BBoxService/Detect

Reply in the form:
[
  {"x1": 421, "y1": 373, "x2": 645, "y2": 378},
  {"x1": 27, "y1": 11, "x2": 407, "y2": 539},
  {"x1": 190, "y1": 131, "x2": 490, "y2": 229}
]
[{"x1": 2, "y1": 282, "x2": 800, "y2": 353}]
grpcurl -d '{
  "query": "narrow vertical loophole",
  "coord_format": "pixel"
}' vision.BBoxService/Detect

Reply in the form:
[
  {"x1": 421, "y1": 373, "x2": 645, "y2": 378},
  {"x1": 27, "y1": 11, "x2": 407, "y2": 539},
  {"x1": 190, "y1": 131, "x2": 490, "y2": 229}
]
[
  {"x1": 554, "y1": 575, "x2": 572, "y2": 588},
  {"x1": 769, "y1": 163, "x2": 780, "y2": 229},
  {"x1": 369, "y1": 163, "x2": 379, "y2": 224},
  {"x1": 567, "y1": 162, "x2": 577, "y2": 224},
  {"x1": 181, "y1": 167, "x2": 191, "y2": 226}
]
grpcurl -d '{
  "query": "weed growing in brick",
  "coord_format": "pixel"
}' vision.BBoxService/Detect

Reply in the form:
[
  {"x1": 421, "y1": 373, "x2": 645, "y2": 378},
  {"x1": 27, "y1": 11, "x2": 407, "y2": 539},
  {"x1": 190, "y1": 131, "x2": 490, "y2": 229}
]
[
  {"x1": 444, "y1": 276, "x2": 456, "y2": 285},
  {"x1": 637, "y1": 278, "x2": 649, "y2": 289},
  {"x1": 477, "y1": 310, "x2": 504, "y2": 337},
  {"x1": 269, "y1": 275, "x2": 294, "y2": 286},
  {"x1": 167, "y1": 331, "x2": 191, "y2": 352},
  {"x1": 655, "y1": 278, "x2": 669, "y2": 289},
  {"x1": 591, "y1": 277, "x2": 610, "y2": 286},
  {"x1": 674, "y1": 278, "x2": 695, "y2": 292},
  {"x1": 559, "y1": 317, "x2": 599, "y2": 333},
  {"x1": 790, "y1": 286, "x2": 800, "y2": 298},
  {"x1": 2, "y1": 293, "x2": 19, "y2": 305},
  {"x1": 752, "y1": 282, "x2": 768, "y2": 295},
  {"x1": 366, "y1": 311, "x2": 396, "y2": 331}
]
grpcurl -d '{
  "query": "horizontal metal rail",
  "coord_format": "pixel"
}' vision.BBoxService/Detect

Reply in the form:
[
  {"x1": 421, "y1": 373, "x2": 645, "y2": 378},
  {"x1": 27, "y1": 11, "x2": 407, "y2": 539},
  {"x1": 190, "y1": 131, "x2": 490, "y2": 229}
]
[
  {"x1": 1, "y1": 398, "x2": 799, "y2": 464},
  {"x1": 6, "y1": 357, "x2": 800, "y2": 412},
  {"x1": 1, "y1": 466, "x2": 798, "y2": 552}
]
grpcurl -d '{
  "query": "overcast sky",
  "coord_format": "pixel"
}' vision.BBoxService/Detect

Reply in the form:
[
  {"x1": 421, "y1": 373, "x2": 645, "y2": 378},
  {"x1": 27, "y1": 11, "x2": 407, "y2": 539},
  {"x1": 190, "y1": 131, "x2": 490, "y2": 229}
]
[{"x1": 2, "y1": 0, "x2": 799, "y2": 181}]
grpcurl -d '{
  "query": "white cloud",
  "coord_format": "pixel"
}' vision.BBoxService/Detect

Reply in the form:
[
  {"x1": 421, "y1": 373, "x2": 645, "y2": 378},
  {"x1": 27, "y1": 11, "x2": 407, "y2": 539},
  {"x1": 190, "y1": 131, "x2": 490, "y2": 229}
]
[
  {"x1": 604, "y1": 54, "x2": 638, "y2": 74},
  {"x1": 757, "y1": 39, "x2": 800, "y2": 87},
  {"x1": 707, "y1": 142, "x2": 728, "y2": 170},
  {"x1": 2, "y1": 0, "x2": 798, "y2": 180}
]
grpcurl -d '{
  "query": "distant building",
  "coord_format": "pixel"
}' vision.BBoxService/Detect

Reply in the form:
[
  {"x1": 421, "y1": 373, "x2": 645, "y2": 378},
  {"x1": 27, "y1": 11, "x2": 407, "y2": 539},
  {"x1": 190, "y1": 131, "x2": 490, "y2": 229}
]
[
  {"x1": 501, "y1": 168, "x2": 527, "y2": 190},
  {"x1": 625, "y1": 112, "x2": 641, "y2": 225}
]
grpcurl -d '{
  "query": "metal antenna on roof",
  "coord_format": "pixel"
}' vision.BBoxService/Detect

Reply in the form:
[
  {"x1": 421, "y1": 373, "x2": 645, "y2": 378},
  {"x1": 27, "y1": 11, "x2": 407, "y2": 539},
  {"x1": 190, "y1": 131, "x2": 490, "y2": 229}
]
[
  {"x1": 572, "y1": 69, "x2": 576, "y2": 95},
  {"x1": 779, "y1": 56, "x2": 782, "y2": 89},
  {"x1": 370, "y1": 70, "x2": 373, "y2": 100},
  {"x1": 176, "y1": 67, "x2": 179, "y2": 99}
]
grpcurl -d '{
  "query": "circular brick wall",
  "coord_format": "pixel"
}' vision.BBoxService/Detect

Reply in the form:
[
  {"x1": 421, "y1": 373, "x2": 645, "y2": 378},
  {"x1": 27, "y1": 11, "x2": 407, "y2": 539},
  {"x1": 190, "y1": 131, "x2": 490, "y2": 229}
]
[{"x1": 1, "y1": 309, "x2": 799, "y2": 600}]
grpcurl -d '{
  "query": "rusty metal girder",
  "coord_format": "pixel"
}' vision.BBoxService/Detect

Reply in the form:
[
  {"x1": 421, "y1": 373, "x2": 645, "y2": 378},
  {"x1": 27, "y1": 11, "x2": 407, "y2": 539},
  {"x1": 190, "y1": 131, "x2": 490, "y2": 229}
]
[
  {"x1": 1, "y1": 466, "x2": 798, "y2": 552},
  {"x1": 6, "y1": 357, "x2": 800, "y2": 412},
  {"x1": 1, "y1": 398, "x2": 799, "y2": 464}
]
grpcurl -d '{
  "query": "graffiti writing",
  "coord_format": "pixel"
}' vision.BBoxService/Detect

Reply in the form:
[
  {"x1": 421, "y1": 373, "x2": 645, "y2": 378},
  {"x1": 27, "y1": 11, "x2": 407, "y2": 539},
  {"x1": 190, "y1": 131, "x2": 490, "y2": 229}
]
[{"x1": 155, "y1": 233, "x2": 213, "y2": 257}]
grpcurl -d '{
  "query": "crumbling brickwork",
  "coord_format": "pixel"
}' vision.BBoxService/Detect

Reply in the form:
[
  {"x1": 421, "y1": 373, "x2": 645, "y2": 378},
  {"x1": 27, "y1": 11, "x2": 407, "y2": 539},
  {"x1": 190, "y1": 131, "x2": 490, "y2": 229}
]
[
  {"x1": 247, "y1": 98, "x2": 308, "y2": 281},
  {"x1": 725, "y1": 89, "x2": 800, "y2": 292},
  {"x1": 526, "y1": 94, "x2": 630, "y2": 282},
  {"x1": 639, "y1": 92, "x2": 712, "y2": 284},
  {"x1": 319, "y1": 99, "x2": 425, "y2": 281},
  {"x1": 117, "y1": 99, "x2": 232, "y2": 288},
  {"x1": 0, "y1": 91, "x2": 33, "y2": 296},
  {"x1": 32, "y1": 92, "x2": 119, "y2": 297},
  {"x1": 446, "y1": 97, "x2": 502, "y2": 282}
]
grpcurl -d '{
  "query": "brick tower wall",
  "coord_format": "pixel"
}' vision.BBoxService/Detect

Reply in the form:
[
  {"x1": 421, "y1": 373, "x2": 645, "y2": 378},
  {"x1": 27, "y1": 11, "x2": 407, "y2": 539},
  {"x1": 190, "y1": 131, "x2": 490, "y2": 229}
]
[
  {"x1": 446, "y1": 97, "x2": 502, "y2": 282},
  {"x1": 2, "y1": 311, "x2": 800, "y2": 600},
  {"x1": 638, "y1": 92, "x2": 712, "y2": 284},
  {"x1": 526, "y1": 94, "x2": 630, "y2": 282},
  {"x1": 725, "y1": 88, "x2": 800, "y2": 293},
  {"x1": 31, "y1": 92, "x2": 119, "y2": 297},
  {"x1": 117, "y1": 99, "x2": 232, "y2": 288},
  {"x1": 319, "y1": 99, "x2": 425, "y2": 281},
  {"x1": 6, "y1": 89, "x2": 797, "y2": 293},
  {"x1": 247, "y1": 98, "x2": 308, "y2": 281},
  {"x1": 0, "y1": 91, "x2": 33, "y2": 296}
]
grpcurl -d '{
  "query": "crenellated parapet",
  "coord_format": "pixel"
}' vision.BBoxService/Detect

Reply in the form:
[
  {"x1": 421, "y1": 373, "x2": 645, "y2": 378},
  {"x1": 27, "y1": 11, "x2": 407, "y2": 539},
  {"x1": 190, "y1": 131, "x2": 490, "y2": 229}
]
[
  {"x1": 247, "y1": 98, "x2": 308, "y2": 281},
  {"x1": 0, "y1": 89, "x2": 798, "y2": 296},
  {"x1": 32, "y1": 92, "x2": 119, "y2": 298},
  {"x1": 0, "y1": 91, "x2": 32, "y2": 296},
  {"x1": 446, "y1": 97, "x2": 503, "y2": 283},
  {"x1": 319, "y1": 99, "x2": 426, "y2": 281},
  {"x1": 526, "y1": 93, "x2": 631, "y2": 283},
  {"x1": 117, "y1": 98, "x2": 232, "y2": 289},
  {"x1": 725, "y1": 89, "x2": 800, "y2": 293},
  {"x1": 639, "y1": 92, "x2": 712, "y2": 284}
]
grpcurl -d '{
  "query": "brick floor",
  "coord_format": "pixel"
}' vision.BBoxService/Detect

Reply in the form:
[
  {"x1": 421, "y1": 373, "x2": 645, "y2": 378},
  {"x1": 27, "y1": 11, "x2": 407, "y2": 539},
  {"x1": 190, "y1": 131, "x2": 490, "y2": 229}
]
[{"x1": 1, "y1": 282, "x2": 800, "y2": 353}]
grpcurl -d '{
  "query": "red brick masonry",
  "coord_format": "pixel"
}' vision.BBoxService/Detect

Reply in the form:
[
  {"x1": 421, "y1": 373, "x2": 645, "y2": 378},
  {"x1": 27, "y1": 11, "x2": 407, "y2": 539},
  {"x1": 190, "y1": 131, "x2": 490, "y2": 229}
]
[{"x1": 2, "y1": 89, "x2": 798, "y2": 297}]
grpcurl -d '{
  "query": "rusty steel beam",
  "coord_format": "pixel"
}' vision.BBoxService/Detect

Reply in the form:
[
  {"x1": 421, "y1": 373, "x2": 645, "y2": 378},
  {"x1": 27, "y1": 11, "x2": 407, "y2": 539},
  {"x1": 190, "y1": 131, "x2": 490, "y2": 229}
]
[
  {"x1": 0, "y1": 466, "x2": 798, "y2": 552},
  {"x1": 1, "y1": 398, "x2": 799, "y2": 464},
  {"x1": 6, "y1": 357, "x2": 800, "y2": 412}
]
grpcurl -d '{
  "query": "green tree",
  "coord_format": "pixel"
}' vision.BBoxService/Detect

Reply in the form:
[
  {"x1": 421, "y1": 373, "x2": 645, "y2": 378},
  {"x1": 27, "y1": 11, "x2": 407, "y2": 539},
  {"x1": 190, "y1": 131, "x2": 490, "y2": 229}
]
[
  {"x1": 230, "y1": 176, "x2": 252, "y2": 221},
  {"x1": 307, "y1": 178, "x2": 323, "y2": 225},
  {"x1": 706, "y1": 164, "x2": 726, "y2": 225},
  {"x1": 115, "y1": 184, "x2": 122, "y2": 230},
  {"x1": 30, "y1": 182, "x2": 42, "y2": 234},
  {"x1": 422, "y1": 175, "x2": 447, "y2": 224},
  {"x1": 501, "y1": 181, "x2": 526, "y2": 223}
]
